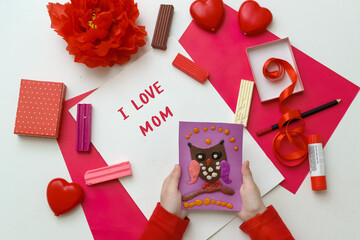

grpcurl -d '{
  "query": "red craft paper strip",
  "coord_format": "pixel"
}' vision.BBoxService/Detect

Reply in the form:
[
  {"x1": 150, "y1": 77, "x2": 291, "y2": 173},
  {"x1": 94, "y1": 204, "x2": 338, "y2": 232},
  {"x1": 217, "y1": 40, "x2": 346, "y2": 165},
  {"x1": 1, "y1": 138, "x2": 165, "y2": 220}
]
[
  {"x1": 179, "y1": 5, "x2": 360, "y2": 194},
  {"x1": 57, "y1": 90, "x2": 147, "y2": 239}
]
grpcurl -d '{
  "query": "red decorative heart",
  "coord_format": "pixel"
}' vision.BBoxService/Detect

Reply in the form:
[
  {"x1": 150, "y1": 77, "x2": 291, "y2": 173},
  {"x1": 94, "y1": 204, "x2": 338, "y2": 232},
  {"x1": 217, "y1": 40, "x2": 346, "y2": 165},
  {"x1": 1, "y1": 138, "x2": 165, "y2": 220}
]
[
  {"x1": 238, "y1": 0, "x2": 273, "y2": 36},
  {"x1": 47, "y1": 178, "x2": 84, "y2": 216},
  {"x1": 190, "y1": 0, "x2": 224, "y2": 32}
]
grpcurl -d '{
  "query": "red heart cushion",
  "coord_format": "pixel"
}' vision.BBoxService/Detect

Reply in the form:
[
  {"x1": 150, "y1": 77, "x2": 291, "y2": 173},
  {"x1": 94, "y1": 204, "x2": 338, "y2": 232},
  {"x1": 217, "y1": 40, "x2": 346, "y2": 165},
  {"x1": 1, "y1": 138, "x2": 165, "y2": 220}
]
[
  {"x1": 47, "y1": 178, "x2": 84, "y2": 216},
  {"x1": 190, "y1": 0, "x2": 224, "y2": 32},
  {"x1": 238, "y1": 0, "x2": 272, "y2": 35}
]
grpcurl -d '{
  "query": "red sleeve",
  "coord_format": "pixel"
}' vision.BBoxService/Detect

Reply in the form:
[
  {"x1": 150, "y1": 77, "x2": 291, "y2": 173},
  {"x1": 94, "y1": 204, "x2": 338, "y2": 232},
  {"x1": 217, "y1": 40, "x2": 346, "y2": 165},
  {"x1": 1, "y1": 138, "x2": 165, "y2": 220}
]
[
  {"x1": 240, "y1": 205, "x2": 294, "y2": 240},
  {"x1": 139, "y1": 203, "x2": 190, "y2": 240}
]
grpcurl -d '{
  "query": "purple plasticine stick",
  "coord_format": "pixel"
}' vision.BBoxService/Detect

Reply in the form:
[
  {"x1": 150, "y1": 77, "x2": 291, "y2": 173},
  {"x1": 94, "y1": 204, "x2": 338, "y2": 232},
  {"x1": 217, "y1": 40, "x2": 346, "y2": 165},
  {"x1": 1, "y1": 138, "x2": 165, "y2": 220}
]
[
  {"x1": 76, "y1": 104, "x2": 92, "y2": 151},
  {"x1": 220, "y1": 160, "x2": 232, "y2": 184}
]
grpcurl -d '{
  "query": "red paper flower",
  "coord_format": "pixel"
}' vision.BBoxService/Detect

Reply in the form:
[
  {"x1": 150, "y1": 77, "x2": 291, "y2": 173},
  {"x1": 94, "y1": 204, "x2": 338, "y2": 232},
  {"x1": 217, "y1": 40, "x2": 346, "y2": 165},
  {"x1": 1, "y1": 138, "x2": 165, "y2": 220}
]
[{"x1": 47, "y1": 0, "x2": 147, "y2": 68}]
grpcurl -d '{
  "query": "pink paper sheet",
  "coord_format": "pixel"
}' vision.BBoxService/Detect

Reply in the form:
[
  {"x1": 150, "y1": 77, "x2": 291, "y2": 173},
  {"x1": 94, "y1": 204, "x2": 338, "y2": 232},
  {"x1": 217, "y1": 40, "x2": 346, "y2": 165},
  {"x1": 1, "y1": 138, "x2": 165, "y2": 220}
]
[
  {"x1": 57, "y1": 90, "x2": 147, "y2": 239},
  {"x1": 180, "y1": 5, "x2": 359, "y2": 194}
]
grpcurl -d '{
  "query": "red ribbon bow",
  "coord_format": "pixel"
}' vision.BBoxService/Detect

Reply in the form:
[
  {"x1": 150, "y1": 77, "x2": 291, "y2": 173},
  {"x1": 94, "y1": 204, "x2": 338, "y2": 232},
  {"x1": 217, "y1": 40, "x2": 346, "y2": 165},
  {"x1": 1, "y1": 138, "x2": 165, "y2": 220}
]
[{"x1": 263, "y1": 58, "x2": 308, "y2": 167}]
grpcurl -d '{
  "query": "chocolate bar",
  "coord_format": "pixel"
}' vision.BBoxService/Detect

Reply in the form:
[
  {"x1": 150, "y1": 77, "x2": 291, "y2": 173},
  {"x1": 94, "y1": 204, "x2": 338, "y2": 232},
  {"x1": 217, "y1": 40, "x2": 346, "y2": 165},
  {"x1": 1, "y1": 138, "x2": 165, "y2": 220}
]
[
  {"x1": 76, "y1": 104, "x2": 92, "y2": 151},
  {"x1": 172, "y1": 53, "x2": 209, "y2": 83},
  {"x1": 151, "y1": 4, "x2": 174, "y2": 50}
]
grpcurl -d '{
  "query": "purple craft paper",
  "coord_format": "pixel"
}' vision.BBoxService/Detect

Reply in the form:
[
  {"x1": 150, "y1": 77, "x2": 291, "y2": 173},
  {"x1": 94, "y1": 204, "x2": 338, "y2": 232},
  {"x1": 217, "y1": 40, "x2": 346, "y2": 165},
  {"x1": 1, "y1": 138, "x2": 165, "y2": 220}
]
[{"x1": 179, "y1": 121, "x2": 243, "y2": 211}]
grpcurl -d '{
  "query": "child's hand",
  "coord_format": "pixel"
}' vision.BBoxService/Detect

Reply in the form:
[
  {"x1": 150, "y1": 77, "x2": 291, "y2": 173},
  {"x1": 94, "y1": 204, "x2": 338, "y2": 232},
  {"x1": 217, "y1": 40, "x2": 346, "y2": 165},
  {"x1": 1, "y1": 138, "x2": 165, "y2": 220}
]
[
  {"x1": 238, "y1": 161, "x2": 267, "y2": 222},
  {"x1": 160, "y1": 165, "x2": 188, "y2": 219}
]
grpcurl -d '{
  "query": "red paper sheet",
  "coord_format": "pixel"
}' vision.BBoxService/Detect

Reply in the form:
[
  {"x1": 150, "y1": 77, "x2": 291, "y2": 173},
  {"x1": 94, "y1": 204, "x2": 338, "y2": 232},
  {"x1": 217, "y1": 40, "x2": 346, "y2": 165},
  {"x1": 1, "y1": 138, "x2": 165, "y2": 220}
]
[
  {"x1": 179, "y1": 5, "x2": 359, "y2": 194},
  {"x1": 57, "y1": 90, "x2": 147, "y2": 240}
]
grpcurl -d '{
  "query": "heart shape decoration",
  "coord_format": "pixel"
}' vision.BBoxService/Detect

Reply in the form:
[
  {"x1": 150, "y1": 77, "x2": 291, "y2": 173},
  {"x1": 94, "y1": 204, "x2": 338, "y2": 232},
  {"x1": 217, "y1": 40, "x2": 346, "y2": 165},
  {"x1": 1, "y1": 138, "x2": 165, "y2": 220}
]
[
  {"x1": 47, "y1": 178, "x2": 84, "y2": 216},
  {"x1": 238, "y1": 0, "x2": 273, "y2": 36},
  {"x1": 190, "y1": 0, "x2": 224, "y2": 32}
]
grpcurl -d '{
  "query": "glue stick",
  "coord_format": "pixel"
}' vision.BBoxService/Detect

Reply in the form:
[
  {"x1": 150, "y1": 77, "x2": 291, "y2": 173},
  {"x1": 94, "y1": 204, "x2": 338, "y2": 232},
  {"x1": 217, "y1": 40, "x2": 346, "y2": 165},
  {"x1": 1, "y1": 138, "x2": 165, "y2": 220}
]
[{"x1": 307, "y1": 135, "x2": 327, "y2": 191}]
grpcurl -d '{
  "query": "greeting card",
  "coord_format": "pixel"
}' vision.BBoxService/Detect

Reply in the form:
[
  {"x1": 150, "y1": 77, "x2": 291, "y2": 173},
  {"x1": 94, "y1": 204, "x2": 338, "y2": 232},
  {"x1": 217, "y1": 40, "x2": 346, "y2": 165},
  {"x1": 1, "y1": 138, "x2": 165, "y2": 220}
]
[
  {"x1": 179, "y1": 122, "x2": 243, "y2": 211},
  {"x1": 14, "y1": 79, "x2": 66, "y2": 139}
]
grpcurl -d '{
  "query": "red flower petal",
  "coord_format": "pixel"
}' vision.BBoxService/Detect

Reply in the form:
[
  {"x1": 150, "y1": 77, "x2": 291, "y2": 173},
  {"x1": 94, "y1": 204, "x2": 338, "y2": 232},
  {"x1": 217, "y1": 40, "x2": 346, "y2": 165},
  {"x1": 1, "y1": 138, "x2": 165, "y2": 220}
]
[
  {"x1": 93, "y1": 11, "x2": 113, "y2": 31},
  {"x1": 47, "y1": 0, "x2": 147, "y2": 68}
]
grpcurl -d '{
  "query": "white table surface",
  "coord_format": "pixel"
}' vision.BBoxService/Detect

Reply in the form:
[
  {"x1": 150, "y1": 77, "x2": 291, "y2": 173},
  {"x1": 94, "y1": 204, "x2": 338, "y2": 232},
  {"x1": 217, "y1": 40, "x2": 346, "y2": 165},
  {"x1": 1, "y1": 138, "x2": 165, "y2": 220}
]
[{"x1": 1, "y1": 0, "x2": 359, "y2": 239}]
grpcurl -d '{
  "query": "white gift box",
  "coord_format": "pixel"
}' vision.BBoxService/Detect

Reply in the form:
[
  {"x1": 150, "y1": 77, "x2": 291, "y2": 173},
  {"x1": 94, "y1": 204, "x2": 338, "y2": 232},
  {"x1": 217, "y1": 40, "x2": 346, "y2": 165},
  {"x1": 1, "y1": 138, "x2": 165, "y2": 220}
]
[{"x1": 246, "y1": 38, "x2": 304, "y2": 102}]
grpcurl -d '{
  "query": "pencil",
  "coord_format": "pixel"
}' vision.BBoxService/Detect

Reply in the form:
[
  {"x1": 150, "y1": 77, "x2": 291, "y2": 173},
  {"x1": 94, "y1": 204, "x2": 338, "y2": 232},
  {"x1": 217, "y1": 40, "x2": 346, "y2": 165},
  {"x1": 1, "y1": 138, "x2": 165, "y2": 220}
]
[{"x1": 256, "y1": 99, "x2": 341, "y2": 137}]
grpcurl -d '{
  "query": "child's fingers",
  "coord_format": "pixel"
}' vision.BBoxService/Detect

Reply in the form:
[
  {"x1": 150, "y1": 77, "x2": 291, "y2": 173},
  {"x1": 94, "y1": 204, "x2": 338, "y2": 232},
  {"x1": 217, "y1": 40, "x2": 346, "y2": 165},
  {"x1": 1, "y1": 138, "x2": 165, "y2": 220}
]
[
  {"x1": 238, "y1": 211, "x2": 246, "y2": 221},
  {"x1": 168, "y1": 164, "x2": 181, "y2": 189},
  {"x1": 181, "y1": 209, "x2": 188, "y2": 219},
  {"x1": 241, "y1": 161, "x2": 255, "y2": 185}
]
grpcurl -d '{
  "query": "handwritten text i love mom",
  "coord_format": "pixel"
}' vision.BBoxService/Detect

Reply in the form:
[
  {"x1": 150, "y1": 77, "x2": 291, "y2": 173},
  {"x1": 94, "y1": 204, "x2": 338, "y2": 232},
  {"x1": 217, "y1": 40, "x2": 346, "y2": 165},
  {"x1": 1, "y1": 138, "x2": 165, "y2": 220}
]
[{"x1": 117, "y1": 81, "x2": 173, "y2": 136}]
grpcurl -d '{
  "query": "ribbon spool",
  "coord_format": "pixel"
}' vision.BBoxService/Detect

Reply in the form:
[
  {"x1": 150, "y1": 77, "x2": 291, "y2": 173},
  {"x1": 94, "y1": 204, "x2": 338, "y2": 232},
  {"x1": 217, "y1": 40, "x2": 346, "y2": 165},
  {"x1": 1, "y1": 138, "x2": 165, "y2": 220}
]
[{"x1": 263, "y1": 58, "x2": 308, "y2": 167}]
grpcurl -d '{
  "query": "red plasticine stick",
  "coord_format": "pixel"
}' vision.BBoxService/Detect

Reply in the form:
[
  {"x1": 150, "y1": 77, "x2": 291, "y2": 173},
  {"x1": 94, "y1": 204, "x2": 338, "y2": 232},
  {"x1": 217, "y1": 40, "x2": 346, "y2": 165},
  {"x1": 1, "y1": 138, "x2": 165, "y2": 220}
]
[
  {"x1": 172, "y1": 53, "x2": 209, "y2": 83},
  {"x1": 76, "y1": 104, "x2": 92, "y2": 151}
]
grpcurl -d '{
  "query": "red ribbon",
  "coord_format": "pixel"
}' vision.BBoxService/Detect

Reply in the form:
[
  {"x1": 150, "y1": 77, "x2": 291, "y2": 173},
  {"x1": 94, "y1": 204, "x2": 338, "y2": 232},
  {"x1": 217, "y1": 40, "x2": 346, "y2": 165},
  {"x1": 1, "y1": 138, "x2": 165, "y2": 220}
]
[{"x1": 263, "y1": 58, "x2": 308, "y2": 167}]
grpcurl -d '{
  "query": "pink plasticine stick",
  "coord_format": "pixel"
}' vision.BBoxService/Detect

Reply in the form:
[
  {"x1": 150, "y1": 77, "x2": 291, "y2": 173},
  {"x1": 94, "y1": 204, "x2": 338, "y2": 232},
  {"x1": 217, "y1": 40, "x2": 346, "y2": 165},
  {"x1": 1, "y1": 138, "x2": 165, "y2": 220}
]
[{"x1": 84, "y1": 161, "x2": 132, "y2": 186}]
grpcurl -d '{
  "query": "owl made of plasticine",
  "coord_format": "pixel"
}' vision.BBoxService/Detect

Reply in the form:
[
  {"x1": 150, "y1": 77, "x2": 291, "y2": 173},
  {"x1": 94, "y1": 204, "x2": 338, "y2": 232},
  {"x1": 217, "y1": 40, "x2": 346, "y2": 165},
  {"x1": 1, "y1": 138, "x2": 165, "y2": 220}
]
[{"x1": 187, "y1": 140, "x2": 232, "y2": 187}]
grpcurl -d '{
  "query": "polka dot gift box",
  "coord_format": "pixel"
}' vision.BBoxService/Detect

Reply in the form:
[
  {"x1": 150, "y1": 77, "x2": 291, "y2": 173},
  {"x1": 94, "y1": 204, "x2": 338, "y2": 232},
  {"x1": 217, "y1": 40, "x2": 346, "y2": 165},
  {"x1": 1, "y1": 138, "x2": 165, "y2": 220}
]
[{"x1": 14, "y1": 79, "x2": 66, "y2": 139}]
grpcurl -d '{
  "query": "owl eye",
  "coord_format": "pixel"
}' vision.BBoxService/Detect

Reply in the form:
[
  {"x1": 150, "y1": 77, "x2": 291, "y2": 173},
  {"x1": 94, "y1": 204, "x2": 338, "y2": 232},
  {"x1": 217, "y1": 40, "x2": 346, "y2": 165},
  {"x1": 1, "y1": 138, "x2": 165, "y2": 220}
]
[
  {"x1": 196, "y1": 153, "x2": 206, "y2": 161},
  {"x1": 211, "y1": 151, "x2": 222, "y2": 160}
]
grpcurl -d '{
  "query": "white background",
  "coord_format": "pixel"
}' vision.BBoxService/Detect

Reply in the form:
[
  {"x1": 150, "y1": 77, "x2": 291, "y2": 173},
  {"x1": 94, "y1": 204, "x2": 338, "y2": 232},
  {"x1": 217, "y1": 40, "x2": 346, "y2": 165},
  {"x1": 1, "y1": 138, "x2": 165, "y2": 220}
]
[{"x1": 1, "y1": 0, "x2": 359, "y2": 239}]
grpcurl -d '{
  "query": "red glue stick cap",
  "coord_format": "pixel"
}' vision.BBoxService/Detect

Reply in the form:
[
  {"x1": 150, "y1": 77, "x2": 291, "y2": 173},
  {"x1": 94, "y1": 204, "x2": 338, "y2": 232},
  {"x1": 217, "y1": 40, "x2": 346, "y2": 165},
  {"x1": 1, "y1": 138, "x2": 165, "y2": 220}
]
[
  {"x1": 311, "y1": 176, "x2": 327, "y2": 191},
  {"x1": 308, "y1": 134, "x2": 322, "y2": 144}
]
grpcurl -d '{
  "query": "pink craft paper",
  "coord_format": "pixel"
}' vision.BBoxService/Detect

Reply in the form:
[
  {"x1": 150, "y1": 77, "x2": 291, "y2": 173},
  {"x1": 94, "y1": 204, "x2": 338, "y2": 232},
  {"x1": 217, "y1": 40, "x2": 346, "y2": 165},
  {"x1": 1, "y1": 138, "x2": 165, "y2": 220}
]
[
  {"x1": 57, "y1": 90, "x2": 147, "y2": 240},
  {"x1": 179, "y1": 122, "x2": 243, "y2": 211},
  {"x1": 179, "y1": 5, "x2": 360, "y2": 194}
]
